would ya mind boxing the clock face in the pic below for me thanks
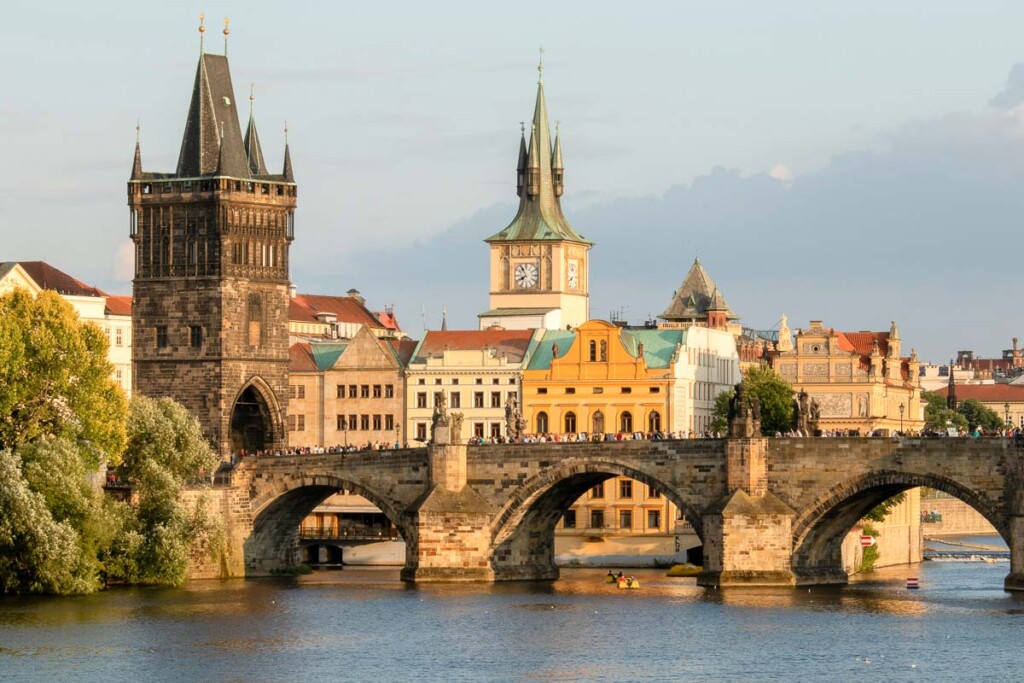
[514,262,539,289]
[567,261,579,290]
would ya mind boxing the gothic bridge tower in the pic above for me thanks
[128,19,297,457]
[480,54,593,331]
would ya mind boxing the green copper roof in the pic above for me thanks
[310,342,349,371]
[485,80,591,246]
[621,329,684,369]
[526,330,578,370]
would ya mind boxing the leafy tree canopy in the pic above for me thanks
[743,365,796,436]
[0,289,127,463]
[957,398,1004,433]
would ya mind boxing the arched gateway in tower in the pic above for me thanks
[128,24,297,458]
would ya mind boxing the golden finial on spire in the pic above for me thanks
[284,120,289,145]
[538,45,545,84]
[223,17,230,55]
[136,120,141,144]
[198,13,206,51]
[249,82,255,112]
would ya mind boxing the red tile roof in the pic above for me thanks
[104,295,132,317]
[289,293,385,329]
[932,384,1024,402]
[384,337,419,366]
[375,310,402,332]
[836,331,890,357]
[289,342,318,372]
[413,330,536,364]
[16,261,105,297]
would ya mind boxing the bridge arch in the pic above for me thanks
[792,469,1008,582]
[246,474,408,574]
[488,456,702,579]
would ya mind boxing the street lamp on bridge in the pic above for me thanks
[1006,403,1011,430]
[899,402,905,435]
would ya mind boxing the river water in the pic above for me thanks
[2,551,1023,682]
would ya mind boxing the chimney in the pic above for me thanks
[288,283,297,299]
[347,288,365,306]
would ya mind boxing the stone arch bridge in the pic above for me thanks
[196,438,1024,590]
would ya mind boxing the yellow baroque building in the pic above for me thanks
[521,320,675,437]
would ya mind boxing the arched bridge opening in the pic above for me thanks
[246,477,409,576]
[791,471,1008,587]
[488,458,704,581]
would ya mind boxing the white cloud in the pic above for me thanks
[113,240,134,282]
[768,164,794,187]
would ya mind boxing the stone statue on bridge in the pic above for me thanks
[505,393,524,441]
[431,392,464,445]
[792,390,818,435]
[728,383,762,438]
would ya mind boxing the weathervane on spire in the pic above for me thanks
[136,120,141,144]
[284,120,289,145]
[222,18,230,55]
[249,82,255,113]
[520,121,525,135]
[538,46,545,84]
[198,13,205,52]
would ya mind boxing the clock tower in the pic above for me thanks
[479,58,592,331]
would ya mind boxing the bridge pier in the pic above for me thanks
[400,442,496,582]
[697,437,799,588]
[1004,516,1024,592]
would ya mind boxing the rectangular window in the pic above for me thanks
[349,414,357,430]
[384,414,394,431]
[336,415,347,430]
[648,485,661,499]
[156,325,168,349]
[115,328,123,347]
[492,378,500,385]
[647,510,661,530]
[650,387,661,393]
[337,385,346,398]
[450,392,461,408]
[509,378,516,385]
[563,510,577,529]
[297,385,305,399]
[434,392,443,407]
[373,385,382,398]
[619,480,633,499]
[360,385,370,398]
[418,378,426,385]
[621,387,632,394]
[360,415,370,430]
[475,378,483,385]
[116,369,122,380]
[417,392,428,408]
[619,510,632,530]
[435,378,443,385]
[451,378,459,385]
[190,325,202,348]
[372,414,382,430]
[296,415,305,431]
[287,415,296,431]
[565,387,576,394]
[474,422,485,438]
[591,483,604,499]
[473,392,484,408]
[590,510,605,529]
[416,423,427,441]
[593,387,604,394]
[490,392,501,408]
[349,384,357,397]
[385,384,395,398]
[490,423,501,438]
[537,387,548,395]
[289,385,297,399]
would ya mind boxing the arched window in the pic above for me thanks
[620,411,633,433]
[592,410,605,434]
[536,411,549,434]
[648,411,661,433]
[564,411,577,434]
[248,294,263,347]
[600,340,608,362]
[589,340,597,362]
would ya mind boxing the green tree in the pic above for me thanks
[105,396,222,586]
[745,365,796,436]
[922,391,967,433]
[958,398,1004,433]
[0,449,97,595]
[710,367,795,436]
[0,289,127,462]
[711,391,731,434]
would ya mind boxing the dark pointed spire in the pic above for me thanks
[947,360,958,410]
[243,84,269,176]
[282,122,294,183]
[176,48,251,178]
[441,307,448,331]
[552,121,564,197]
[516,122,528,198]
[131,122,143,180]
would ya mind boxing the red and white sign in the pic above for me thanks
[860,535,876,547]
[906,577,920,590]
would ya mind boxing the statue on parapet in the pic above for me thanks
[505,393,524,441]
[728,383,761,438]
[431,391,463,444]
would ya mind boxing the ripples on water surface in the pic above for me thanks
[2,561,1023,682]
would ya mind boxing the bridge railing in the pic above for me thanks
[298,527,402,542]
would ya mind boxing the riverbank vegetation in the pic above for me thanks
[0,290,221,595]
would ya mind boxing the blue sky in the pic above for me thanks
[3,1,1023,361]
